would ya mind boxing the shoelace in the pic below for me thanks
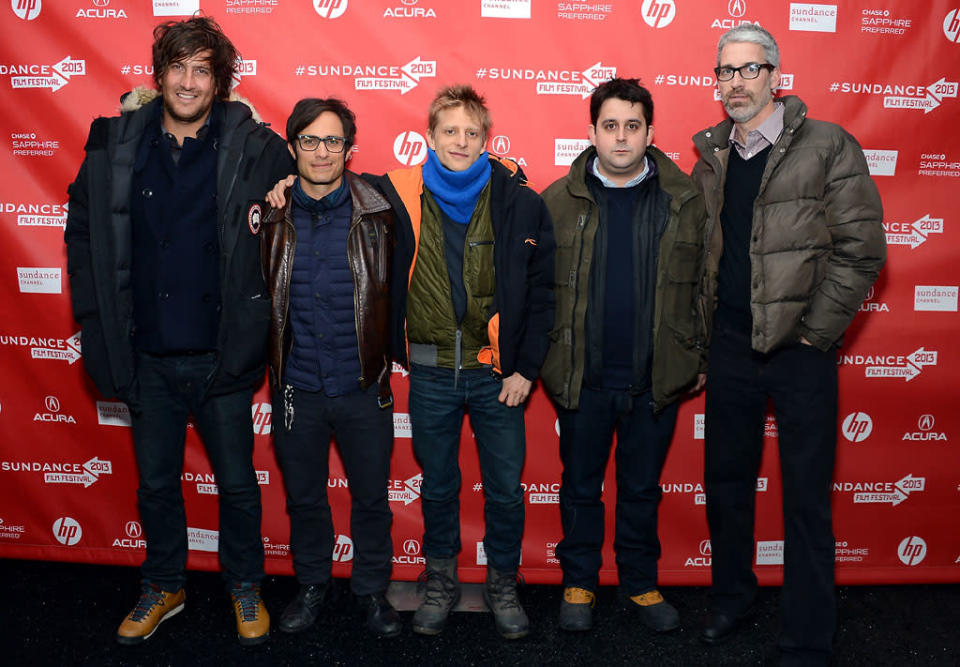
[487,573,521,611]
[130,586,165,621]
[232,586,261,621]
[417,569,457,608]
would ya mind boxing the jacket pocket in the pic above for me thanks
[221,296,271,376]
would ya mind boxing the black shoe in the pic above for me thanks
[621,590,680,633]
[279,583,337,634]
[413,557,460,636]
[357,593,401,637]
[484,567,529,640]
[701,611,742,645]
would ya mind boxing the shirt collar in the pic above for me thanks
[590,155,650,188]
[730,102,784,149]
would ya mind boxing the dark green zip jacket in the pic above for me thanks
[540,146,707,411]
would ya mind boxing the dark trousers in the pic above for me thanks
[408,364,525,572]
[272,383,394,595]
[556,387,677,594]
[129,352,264,590]
[705,322,838,661]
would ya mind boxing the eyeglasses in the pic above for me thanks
[296,134,347,152]
[714,62,775,82]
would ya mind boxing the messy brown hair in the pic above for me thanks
[427,85,492,140]
[152,15,238,99]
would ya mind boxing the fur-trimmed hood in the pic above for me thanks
[119,85,262,123]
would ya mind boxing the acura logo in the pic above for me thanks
[403,539,421,555]
[728,0,746,18]
[44,396,60,412]
[491,135,511,155]
[699,540,712,556]
[125,521,142,538]
[918,414,935,431]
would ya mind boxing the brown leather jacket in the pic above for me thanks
[260,172,395,406]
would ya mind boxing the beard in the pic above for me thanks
[162,89,214,126]
[722,85,774,124]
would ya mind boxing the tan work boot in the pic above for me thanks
[116,582,185,645]
[230,582,270,646]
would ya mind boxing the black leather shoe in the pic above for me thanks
[279,583,337,634]
[700,611,742,645]
[358,593,402,637]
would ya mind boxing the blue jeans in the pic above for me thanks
[129,352,264,590]
[556,387,677,594]
[408,364,525,572]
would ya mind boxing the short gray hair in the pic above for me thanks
[717,25,780,67]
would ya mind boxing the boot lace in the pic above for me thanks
[232,584,262,622]
[130,584,166,622]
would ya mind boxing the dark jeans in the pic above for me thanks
[272,383,394,595]
[705,322,838,661]
[408,364,525,572]
[129,352,264,590]
[556,387,677,595]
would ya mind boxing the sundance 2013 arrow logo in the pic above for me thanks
[865,348,938,382]
[43,456,113,488]
[884,214,943,249]
[850,474,925,506]
[884,77,957,114]
[5,56,86,92]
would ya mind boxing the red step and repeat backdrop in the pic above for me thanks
[1,0,958,585]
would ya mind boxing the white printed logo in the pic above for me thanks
[125,521,142,538]
[333,534,354,562]
[902,414,948,442]
[481,0,530,19]
[384,0,436,18]
[231,59,257,90]
[863,149,898,176]
[76,0,128,19]
[6,200,68,227]
[897,536,927,565]
[393,412,412,438]
[944,9,960,43]
[187,527,218,552]
[391,361,409,377]
[17,267,61,294]
[914,285,958,311]
[5,55,86,92]
[756,540,784,565]
[789,3,837,32]
[491,135,511,156]
[11,0,41,21]
[389,473,422,505]
[393,131,427,166]
[251,402,272,435]
[884,214,942,249]
[152,0,198,16]
[554,138,592,167]
[96,401,131,427]
[841,412,873,443]
[641,0,676,28]
[845,474,926,506]
[865,348,937,381]
[314,0,347,19]
[52,517,82,545]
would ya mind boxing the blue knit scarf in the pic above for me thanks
[421,149,491,224]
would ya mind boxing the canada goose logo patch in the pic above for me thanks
[248,203,262,235]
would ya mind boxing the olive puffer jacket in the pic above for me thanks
[540,146,707,411]
[691,95,886,353]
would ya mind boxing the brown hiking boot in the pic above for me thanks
[116,583,185,645]
[230,582,270,646]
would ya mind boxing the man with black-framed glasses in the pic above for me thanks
[260,97,400,637]
[692,25,885,664]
